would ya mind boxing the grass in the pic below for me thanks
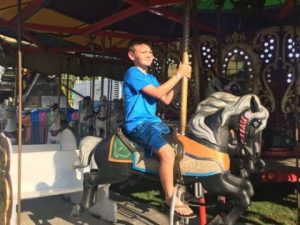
[111,178,298,225]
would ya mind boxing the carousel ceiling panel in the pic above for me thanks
[24,8,87,30]
[0,0,299,78]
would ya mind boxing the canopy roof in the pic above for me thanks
[0,0,299,79]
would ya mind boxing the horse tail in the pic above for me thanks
[73,136,102,169]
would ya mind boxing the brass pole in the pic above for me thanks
[180,0,191,135]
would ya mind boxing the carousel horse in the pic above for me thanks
[72,92,269,225]
[93,102,107,138]
[79,96,94,138]
[110,99,124,134]
[3,105,17,145]
[93,97,123,139]
[47,103,77,150]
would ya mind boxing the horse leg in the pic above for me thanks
[201,174,251,225]
[223,173,254,197]
[72,144,132,217]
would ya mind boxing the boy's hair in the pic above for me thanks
[127,39,151,52]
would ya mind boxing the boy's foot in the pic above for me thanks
[163,199,196,218]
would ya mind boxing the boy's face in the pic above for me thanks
[128,44,154,69]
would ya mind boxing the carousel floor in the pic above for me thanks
[19,191,192,225]
[19,191,254,225]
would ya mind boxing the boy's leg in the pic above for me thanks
[155,144,194,216]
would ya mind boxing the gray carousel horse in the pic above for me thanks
[72,92,269,225]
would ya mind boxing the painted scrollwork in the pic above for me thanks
[198,35,218,80]
[252,27,280,112]
[281,26,300,114]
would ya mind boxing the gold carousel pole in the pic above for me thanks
[180,0,191,135]
[17,0,23,224]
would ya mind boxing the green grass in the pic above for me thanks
[239,183,297,225]
[111,179,298,225]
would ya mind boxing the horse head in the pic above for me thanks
[49,103,60,126]
[188,92,269,178]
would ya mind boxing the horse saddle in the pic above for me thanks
[108,128,230,177]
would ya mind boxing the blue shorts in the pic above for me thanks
[128,122,171,157]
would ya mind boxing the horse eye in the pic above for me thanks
[252,119,261,128]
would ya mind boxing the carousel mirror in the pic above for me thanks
[222,48,254,94]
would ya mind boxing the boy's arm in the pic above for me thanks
[142,62,191,104]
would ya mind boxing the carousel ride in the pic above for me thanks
[0,0,299,225]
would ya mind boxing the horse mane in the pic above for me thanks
[188,92,269,145]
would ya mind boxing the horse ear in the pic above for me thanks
[250,96,259,113]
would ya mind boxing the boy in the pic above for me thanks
[123,39,195,217]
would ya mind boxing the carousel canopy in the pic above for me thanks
[0,0,299,79]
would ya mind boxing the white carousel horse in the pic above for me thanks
[79,97,94,138]
[3,105,17,145]
[93,98,124,139]
[47,104,77,150]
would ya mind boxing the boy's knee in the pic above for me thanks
[159,146,176,162]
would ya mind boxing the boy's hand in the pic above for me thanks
[176,62,192,79]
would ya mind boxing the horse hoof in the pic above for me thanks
[70,204,84,218]
[207,215,225,225]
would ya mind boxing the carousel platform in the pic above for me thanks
[20,191,201,225]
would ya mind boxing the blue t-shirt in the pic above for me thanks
[123,66,161,133]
